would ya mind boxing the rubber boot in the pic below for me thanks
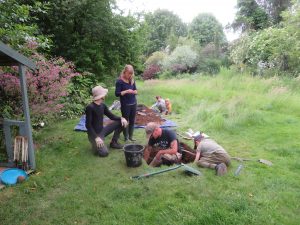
[129,124,136,141]
[123,126,129,141]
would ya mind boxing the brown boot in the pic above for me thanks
[215,163,227,176]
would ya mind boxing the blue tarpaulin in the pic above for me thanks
[74,115,176,132]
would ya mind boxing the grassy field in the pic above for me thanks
[1,69,300,225]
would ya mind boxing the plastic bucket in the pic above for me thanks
[123,144,144,167]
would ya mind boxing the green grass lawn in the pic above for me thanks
[1,69,300,225]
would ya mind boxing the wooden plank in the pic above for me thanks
[0,41,36,69]
[19,65,36,170]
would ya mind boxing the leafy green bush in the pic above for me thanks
[0,0,51,54]
[162,45,198,74]
[230,1,300,76]
[197,58,221,75]
[145,51,167,66]
[158,71,173,79]
[60,72,97,118]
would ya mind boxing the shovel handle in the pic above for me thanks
[131,164,183,180]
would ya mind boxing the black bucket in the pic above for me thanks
[123,144,144,167]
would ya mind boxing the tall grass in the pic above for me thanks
[1,68,299,225]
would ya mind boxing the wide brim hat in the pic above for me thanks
[193,134,204,142]
[92,85,108,101]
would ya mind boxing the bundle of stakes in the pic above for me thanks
[13,136,28,170]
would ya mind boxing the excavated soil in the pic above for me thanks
[134,105,196,164]
[180,142,196,163]
[144,142,196,165]
[135,104,165,126]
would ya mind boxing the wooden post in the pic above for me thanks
[3,122,14,163]
[18,64,36,170]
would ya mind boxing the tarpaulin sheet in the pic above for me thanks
[74,115,176,132]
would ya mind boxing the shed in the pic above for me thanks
[0,41,36,170]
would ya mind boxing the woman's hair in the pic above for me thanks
[120,64,134,85]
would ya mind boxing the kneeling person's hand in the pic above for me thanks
[95,137,104,148]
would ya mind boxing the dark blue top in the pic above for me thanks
[115,79,137,105]
[148,129,181,153]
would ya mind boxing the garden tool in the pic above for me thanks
[131,163,202,180]
[234,164,244,176]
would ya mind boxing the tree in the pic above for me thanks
[189,13,226,47]
[34,0,146,81]
[257,0,292,24]
[144,9,188,55]
[0,0,51,54]
[231,0,270,32]
[162,45,198,74]
[229,1,300,76]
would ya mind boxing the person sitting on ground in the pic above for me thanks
[85,85,128,157]
[144,122,181,167]
[165,98,172,115]
[151,96,166,114]
[193,134,231,176]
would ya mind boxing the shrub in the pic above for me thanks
[0,0,51,55]
[170,64,187,74]
[162,45,198,74]
[229,2,300,76]
[158,71,173,80]
[145,51,167,67]
[61,72,97,118]
[197,58,221,75]
[142,64,161,80]
[0,53,80,123]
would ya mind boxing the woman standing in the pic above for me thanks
[115,65,138,141]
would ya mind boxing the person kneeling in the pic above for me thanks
[144,122,181,167]
[151,96,167,114]
[193,134,231,176]
[165,98,172,115]
[85,85,128,157]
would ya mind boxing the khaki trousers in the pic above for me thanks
[196,152,231,169]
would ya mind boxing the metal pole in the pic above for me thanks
[19,64,36,170]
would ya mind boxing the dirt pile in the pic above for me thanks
[143,142,196,165]
[135,104,165,126]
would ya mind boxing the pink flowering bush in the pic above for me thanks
[0,52,80,122]
[142,64,161,80]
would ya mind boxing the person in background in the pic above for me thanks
[165,98,172,115]
[144,122,181,167]
[85,85,128,157]
[151,96,166,114]
[115,64,138,141]
[193,134,231,176]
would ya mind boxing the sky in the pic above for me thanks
[116,0,239,41]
